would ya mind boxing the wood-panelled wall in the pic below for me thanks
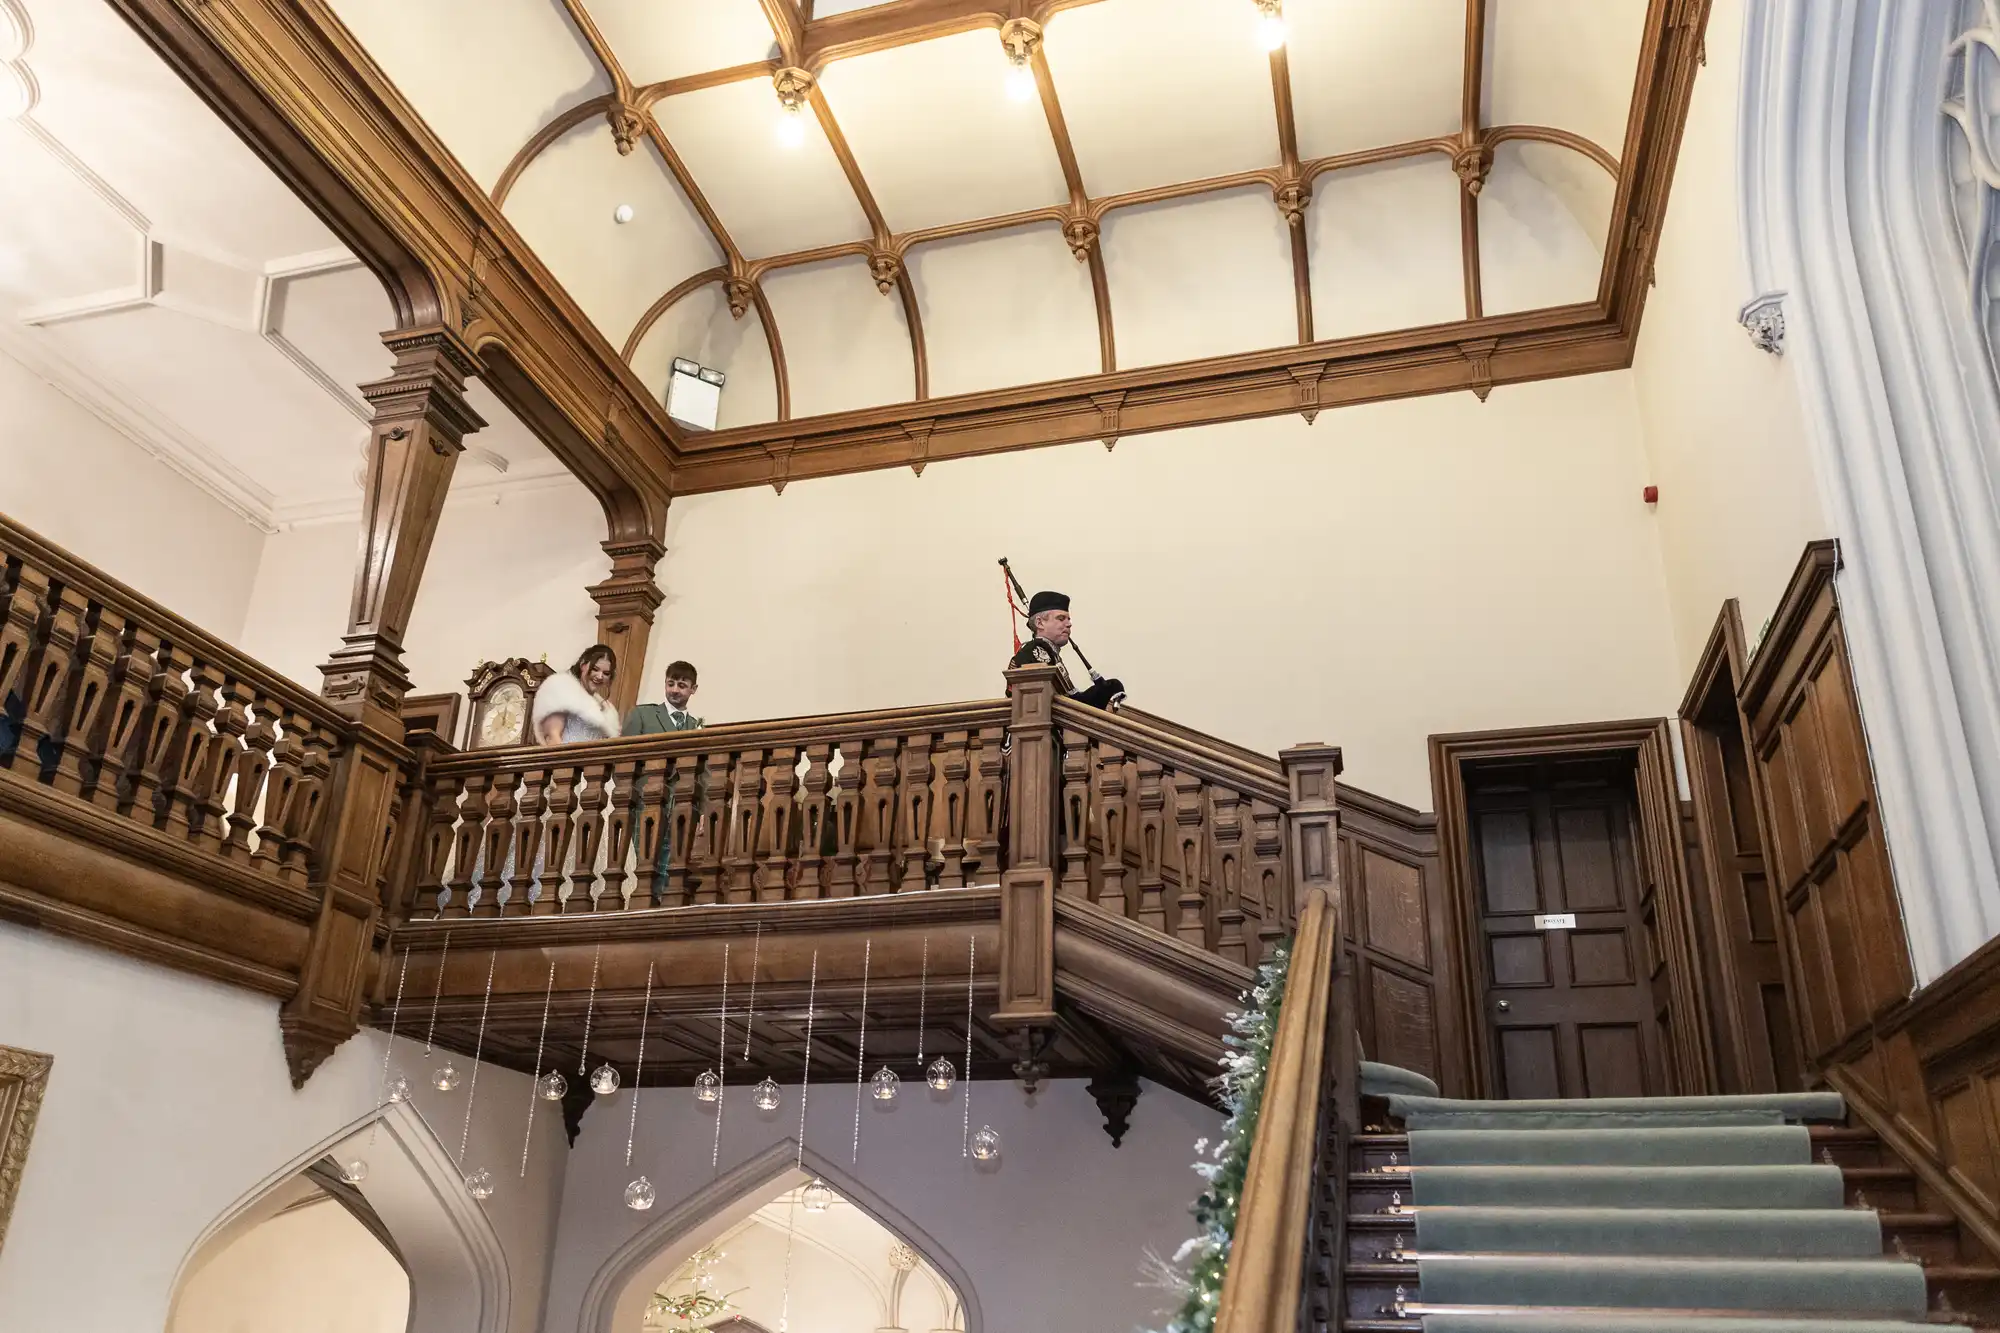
[1738,542,2000,1260]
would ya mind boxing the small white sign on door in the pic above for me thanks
[1533,912,1577,931]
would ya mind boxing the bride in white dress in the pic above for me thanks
[484,645,622,905]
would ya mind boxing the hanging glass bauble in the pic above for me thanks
[464,1167,495,1200]
[970,1125,1001,1161]
[385,1071,412,1104]
[693,1069,721,1103]
[433,1061,461,1092]
[926,1056,956,1091]
[801,1177,835,1212]
[624,1175,656,1211]
[591,1062,622,1095]
[536,1070,569,1102]
[870,1066,900,1102]
[340,1158,369,1184]
[752,1076,781,1111]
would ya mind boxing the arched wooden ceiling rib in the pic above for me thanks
[540,0,795,424]
[1268,44,1310,345]
[1460,0,1488,320]
[620,266,727,359]
[1027,39,1115,374]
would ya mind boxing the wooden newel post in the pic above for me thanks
[588,531,665,719]
[287,326,485,1089]
[1280,742,1355,1129]
[996,666,1061,1087]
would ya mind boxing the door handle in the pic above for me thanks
[1495,999,1511,1012]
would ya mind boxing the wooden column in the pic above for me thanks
[996,666,1060,1083]
[288,325,484,1088]
[1281,743,1354,1129]
[588,531,665,718]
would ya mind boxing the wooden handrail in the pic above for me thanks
[1213,884,1341,1333]
[1055,698,1289,804]
[0,513,347,733]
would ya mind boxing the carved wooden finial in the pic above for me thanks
[1086,1072,1142,1147]
[1453,142,1493,195]
[773,66,815,113]
[869,251,901,294]
[1063,214,1099,262]
[1275,179,1308,227]
[724,276,754,320]
[606,102,645,155]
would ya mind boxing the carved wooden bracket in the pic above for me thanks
[1459,338,1499,402]
[724,276,753,320]
[1092,390,1125,450]
[606,101,645,155]
[904,418,934,476]
[1275,178,1308,227]
[766,441,795,494]
[773,66,814,113]
[1453,142,1493,195]
[1062,214,1100,262]
[1289,363,1326,424]
[560,1077,595,1147]
[868,250,902,294]
[1010,1026,1055,1095]
[1086,1070,1142,1147]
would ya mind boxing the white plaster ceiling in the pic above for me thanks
[646,1184,960,1333]
[0,0,571,534]
[340,0,1651,430]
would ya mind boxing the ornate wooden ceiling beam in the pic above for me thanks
[1025,30,1115,374]
[1457,0,1489,321]
[1268,46,1311,345]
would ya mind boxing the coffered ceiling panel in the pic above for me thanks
[653,79,873,259]
[1309,157,1465,342]
[582,0,778,88]
[325,0,610,189]
[818,31,1070,235]
[1487,0,1648,163]
[628,283,781,431]
[1103,188,1293,369]
[0,130,135,306]
[1043,0,1280,198]
[504,120,725,347]
[1514,140,1617,254]
[908,224,1099,399]
[1288,0,1465,159]
[1478,144,1606,316]
[761,257,915,417]
[270,266,397,395]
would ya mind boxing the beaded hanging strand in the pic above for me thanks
[577,943,602,1076]
[626,963,656,1168]
[916,933,929,1069]
[520,959,556,1178]
[741,920,761,1062]
[852,938,871,1163]
[423,930,451,1057]
[368,942,412,1144]
[710,941,731,1174]
[460,949,497,1165]
[962,933,975,1159]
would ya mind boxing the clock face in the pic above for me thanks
[479,681,527,747]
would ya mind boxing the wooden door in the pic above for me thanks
[1467,758,1668,1099]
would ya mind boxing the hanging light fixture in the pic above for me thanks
[999,19,1042,103]
[773,67,813,148]
[802,1178,835,1213]
[1254,0,1286,51]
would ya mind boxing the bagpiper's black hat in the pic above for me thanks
[1027,590,1069,618]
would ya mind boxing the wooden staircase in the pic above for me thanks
[1336,1123,2000,1330]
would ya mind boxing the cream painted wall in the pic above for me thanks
[0,348,267,641]
[171,1195,410,1333]
[0,925,567,1333]
[240,478,610,704]
[1629,0,1827,675]
[541,1076,1223,1333]
[649,374,1681,808]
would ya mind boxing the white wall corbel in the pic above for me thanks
[1738,291,1787,353]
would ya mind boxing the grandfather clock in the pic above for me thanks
[465,657,555,748]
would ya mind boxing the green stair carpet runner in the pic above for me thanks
[1355,1066,1932,1333]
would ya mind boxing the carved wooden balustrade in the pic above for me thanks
[404,701,1012,919]
[0,516,347,896]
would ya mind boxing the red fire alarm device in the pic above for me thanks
[1643,485,1659,505]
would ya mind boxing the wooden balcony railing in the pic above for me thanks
[0,516,349,892]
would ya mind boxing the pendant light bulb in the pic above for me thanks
[1255,3,1286,51]
[1005,59,1037,102]
[776,104,807,149]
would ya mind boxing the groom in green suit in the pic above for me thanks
[625,661,703,894]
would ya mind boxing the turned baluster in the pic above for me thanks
[252,721,302,877]
[191,662,242,851]
[689,751,731,905]
[567,764,609,910]
[536,765,577,913]
[793,742,832,899]
[128,640,191,827]
[162,659,221,842]
[8,581,85,777]
[931,730,970,889]
[444,773,488,917]
[1094,741,1131,918]
[662,755,697,908]
[756,743,799,902]
[0,562,50,767]
[474,772,517,916]
[897,733,934,893]
[828,740,864,896]
[1247,797,1285,965]
[598,756,641,910]
[630,760,669,907]
[1169,771,1209,948]
[50,600,121,797]
[1058,728,1091,901]
[217,682,268,856]
[283,723,338,884]
[90,621,159,814]
[1210,785,1248,964]
[1134,758,1168,932]
[965,725,1004,882]
[506,766,549,915]
[858,736,900,895]
[411,775,461,918]
[722,748,763,904]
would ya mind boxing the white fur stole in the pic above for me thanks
[530,668,622,739]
